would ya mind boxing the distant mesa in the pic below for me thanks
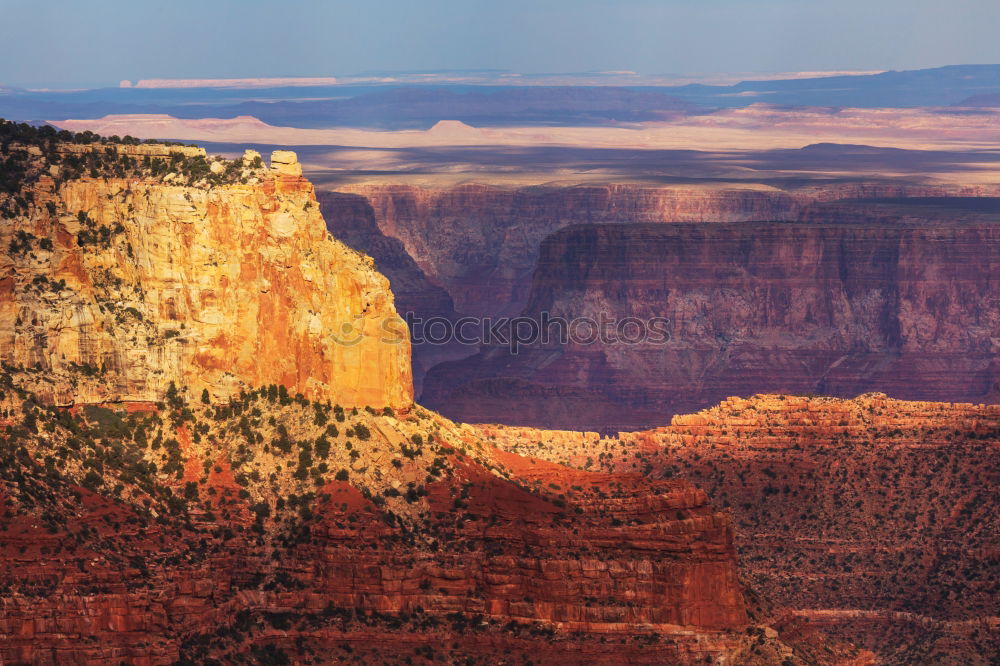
[50,114,275,141]
[123,76,339,89]
[426,119,488,140]
[47,114,499,150]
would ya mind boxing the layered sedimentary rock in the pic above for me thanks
[423,220,1000,430]
[0,147,412,408]
[335,182,1000,318]
[0,381,763,664]
[338,182,803,316]
[57,142,207,159]
[480,394,1000,664]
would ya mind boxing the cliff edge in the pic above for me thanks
[0,126,411,408]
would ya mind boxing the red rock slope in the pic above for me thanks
[0,383,768,664]
[479,393,1000,663]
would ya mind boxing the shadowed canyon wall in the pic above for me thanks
[331,183,1000,429]
[421,218,1000,429]
[335,182,1000,319]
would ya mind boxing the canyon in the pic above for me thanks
[0,122,994,665]
[0,124,811,664]
[320,178,999,662]
[321,183,1000,429]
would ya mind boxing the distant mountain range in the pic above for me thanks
[672,63,1000,108]
[3,64,1000,129]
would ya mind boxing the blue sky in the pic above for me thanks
[4,0,1000,87]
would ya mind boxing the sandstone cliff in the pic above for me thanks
[0,138,412,408]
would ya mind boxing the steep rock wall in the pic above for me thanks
[335,182,1000,318]
[318,191,474,393]
[0,163,412,408]
[423,221,1000,429]
[338,182,802,316]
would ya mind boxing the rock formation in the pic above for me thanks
[268,149,302,177]
[423,220,1000,430]
[479,393,1000,664]
[0,140,412,408]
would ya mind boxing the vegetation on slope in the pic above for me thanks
[0,373,779,664]
[486,394,1000,665]
[0,117,266,219]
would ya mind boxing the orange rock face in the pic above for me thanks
[318,191,470,394]
[0,154,412,408]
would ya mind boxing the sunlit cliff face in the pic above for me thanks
[0,146,412,408]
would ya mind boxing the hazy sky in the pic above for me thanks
[4,0,1000,87]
